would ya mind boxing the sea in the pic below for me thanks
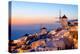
[10,22,62,40]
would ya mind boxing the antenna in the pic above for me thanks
[59,9,61,19]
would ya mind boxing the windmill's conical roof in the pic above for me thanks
[62,15,67,19]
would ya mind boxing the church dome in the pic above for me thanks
[40,27,47,30]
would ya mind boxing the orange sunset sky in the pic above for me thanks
[11,1,78,25]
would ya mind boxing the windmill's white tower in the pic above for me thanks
[59,10,68,29]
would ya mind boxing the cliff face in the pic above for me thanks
[9,19,78,53]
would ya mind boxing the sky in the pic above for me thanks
[11,1,78,25]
